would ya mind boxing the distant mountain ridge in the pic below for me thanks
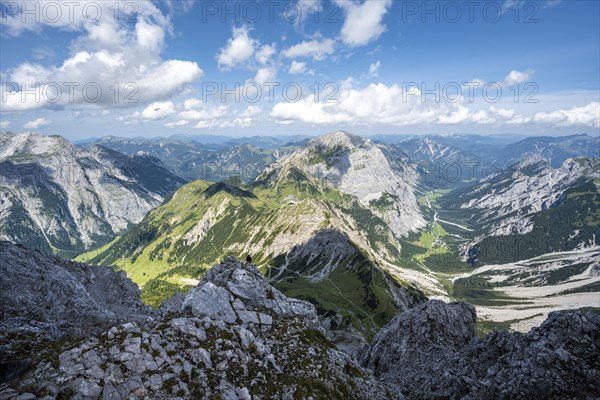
[87,135,306,182]
[420,133,599,168]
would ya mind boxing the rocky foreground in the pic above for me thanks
[1,241,599,399]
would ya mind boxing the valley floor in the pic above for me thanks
[452,246,600,331]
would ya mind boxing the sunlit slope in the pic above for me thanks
[87,168,426,335]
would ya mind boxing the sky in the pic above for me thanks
[0,0,599,140]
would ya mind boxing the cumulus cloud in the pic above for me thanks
[217,26,258,69]
[131,101,176,120]
[179,105,229,121]
[532,102,600,127]
[240,105,262,118]
[271,83,451,126]
[162,100,262,129]
[270,83,600,129]
[368,61,381,77]
[256,44,277,65]
[337,0,392,47]
[23,118,51,129]
[1,1,202,112]
[281,38,335,61]
[254,68,277,86]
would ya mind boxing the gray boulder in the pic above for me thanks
[182,256,318,324]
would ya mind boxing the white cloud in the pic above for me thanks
[256,44,276,65]
[120,101,177,123]
[281,39,335,61]
[1,1,202,111]
[165,102,261,129]
[165,119,191,128]
[254,68,276,85]
[337,0,392,47]
[179,106,229,121]
[0,120,11,129]
[289,61,307,75]
[438,106,470,124]
[241,106,262,118]
[272,100,352,125]
[467,107,517,125]
[139,101,176,120]
[270,82,600,129]
[368,61,381,77]
[217,26,257,69]
[271,83,451,126]
[23,118,51,129]
[533,102,600,127]
[502,69,535,86]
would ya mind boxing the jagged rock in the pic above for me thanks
[182,256,318,324]
[182,282,238,323]
[363,300,476,388]
[0,241,152,342]
[363,300,600,399]
[158,292,186,316]
[1,255,396,399]
[4,246,596,400]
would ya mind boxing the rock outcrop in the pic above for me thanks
[363,300,600,399]
[182,257,318,325]
[0,241,151,342]
[1,250,398,399]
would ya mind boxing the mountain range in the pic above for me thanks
[80,132,430,345]
[1,129,598,340]
[0,132,186,257]
[84,135,307,182]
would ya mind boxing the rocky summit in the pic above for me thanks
[1,242,599,399]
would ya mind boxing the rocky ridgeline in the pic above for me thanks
[0,246,397,399]
[362,300,600,399]
[1,242,598,399]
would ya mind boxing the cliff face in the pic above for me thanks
[0,132,186,256]
[0,241,151,342]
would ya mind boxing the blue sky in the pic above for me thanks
[1,0,599,139]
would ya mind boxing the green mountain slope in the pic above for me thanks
[83,168,426,340]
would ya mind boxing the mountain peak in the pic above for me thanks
[310,131,370,149]
[203,182,257,199]
[513,152,551,171]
